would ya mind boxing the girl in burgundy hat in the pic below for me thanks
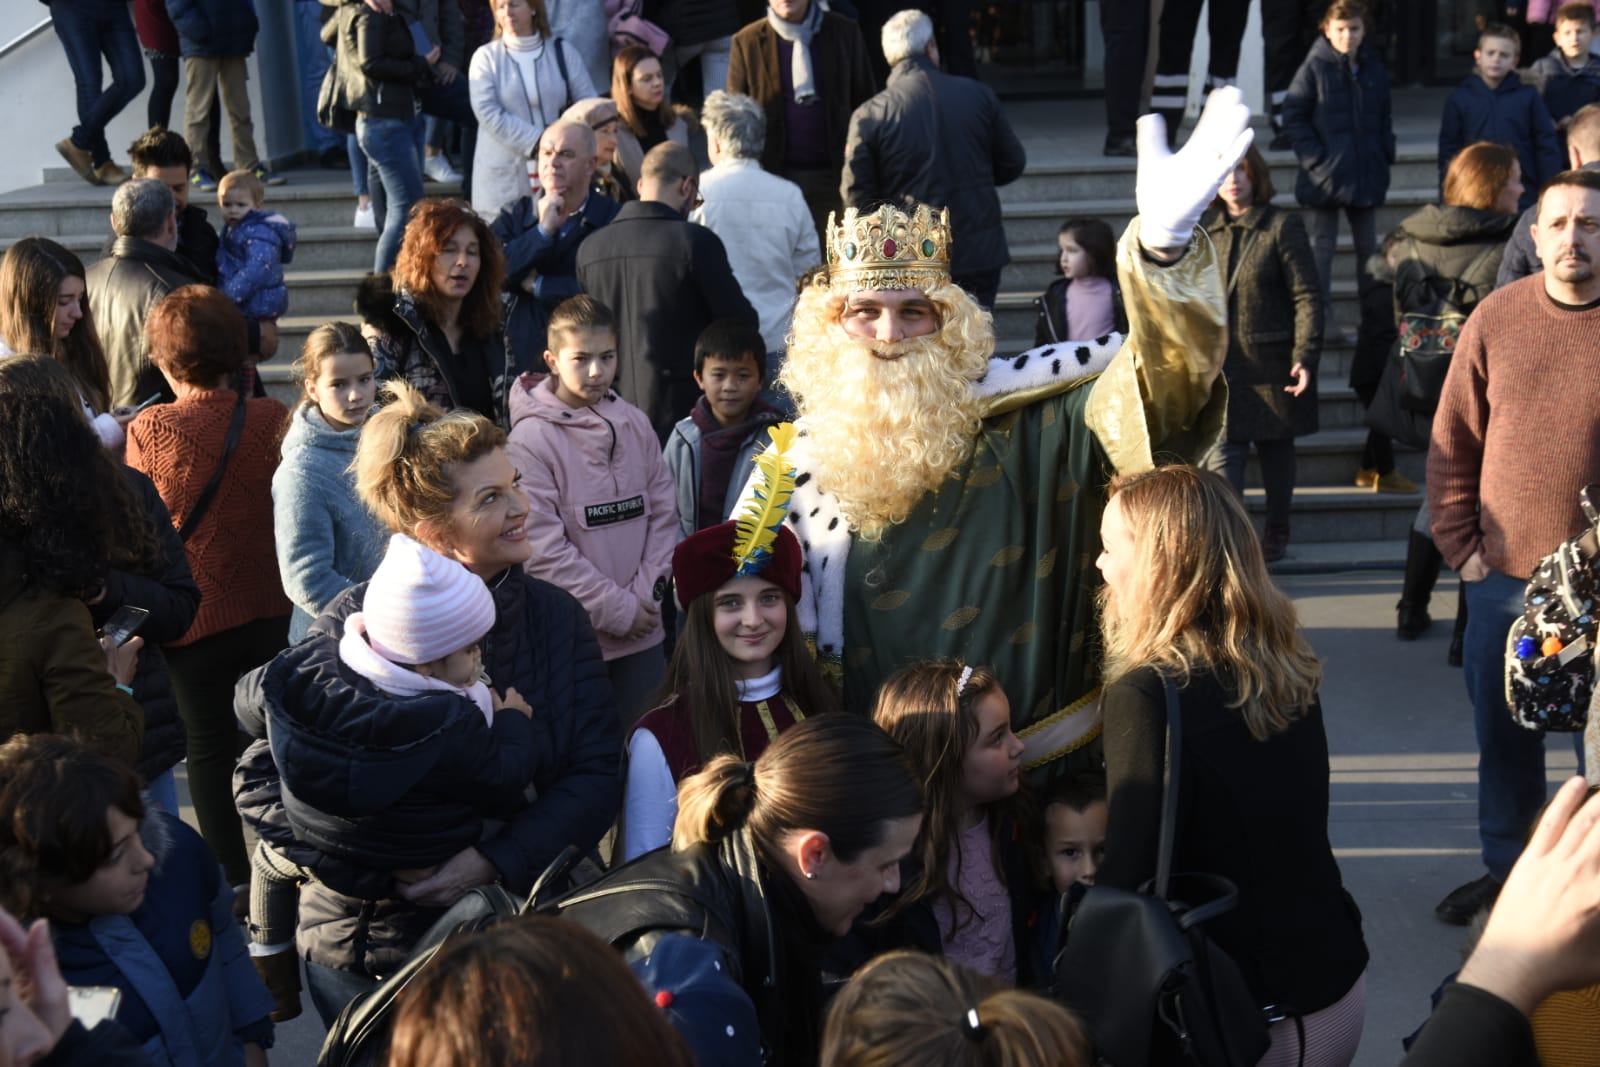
[623,427,837,860]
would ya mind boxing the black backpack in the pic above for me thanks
[1053,679,1271,1067]
[1392,238,1502,416]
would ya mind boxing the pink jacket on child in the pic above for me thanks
[1528,0,1600,21]
[505,373,676,661]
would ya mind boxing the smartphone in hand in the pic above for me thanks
[100,605,150,647]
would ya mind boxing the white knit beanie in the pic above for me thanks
[362,533,497,664]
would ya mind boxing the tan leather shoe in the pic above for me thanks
[55,138,100,185]
[94,161,129,184]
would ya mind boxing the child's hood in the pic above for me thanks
[508,370,622,435]
[1464,68,1527,96]
[238,208,298,262]
[281,402,363,461]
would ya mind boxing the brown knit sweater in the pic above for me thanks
[1427,275,1600,578]
[126,389,291,646]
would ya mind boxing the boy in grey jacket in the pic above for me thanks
[662,320,787,541]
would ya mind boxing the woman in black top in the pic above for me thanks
[1095,465,1368,1066]
[374,199,513,426]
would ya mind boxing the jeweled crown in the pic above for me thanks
[825,204,952,293]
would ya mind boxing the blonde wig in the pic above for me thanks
[1097,466,1322,740]
[780,280,991,541]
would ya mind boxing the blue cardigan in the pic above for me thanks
[272,404,387,642]
[51,813,274,1067]
[1438,72,1564,212]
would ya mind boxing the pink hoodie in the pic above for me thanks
[506,373,677,661]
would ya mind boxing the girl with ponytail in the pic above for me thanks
[553,714,924,1067]
[821,950,1091,1067]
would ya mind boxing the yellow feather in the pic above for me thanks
[732,423,798,575]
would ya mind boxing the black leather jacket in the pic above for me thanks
[549,828,826,1065]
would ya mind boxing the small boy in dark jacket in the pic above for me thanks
[1439,23,1565,211]
[1532,3,1600,144]
[1281,0,1396,332]
[242,532,535,1020]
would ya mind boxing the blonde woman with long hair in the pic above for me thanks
[1094,465,1368,1067]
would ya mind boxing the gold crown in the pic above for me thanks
[825,204,952,293]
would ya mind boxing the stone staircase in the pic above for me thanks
[0,138,1441,567]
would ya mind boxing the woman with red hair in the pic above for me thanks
[372,198,511,425]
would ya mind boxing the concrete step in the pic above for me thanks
[0,174,458,240]
[999,144,1441,206]
[1244,483,1422,542]
[1237,427,1425,487]
[1002,231,1375,296]
[997,188,1435,248]
[1266,538,1407,573]
[993,277,1364,337]
[0,225,381,273]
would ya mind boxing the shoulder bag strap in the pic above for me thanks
[178,394,247,544]
[1154,675,1183,899]
[552,36,570,101]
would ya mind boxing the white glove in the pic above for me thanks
[1135,86,1255,251]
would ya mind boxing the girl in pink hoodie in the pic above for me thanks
[505,296,677,729]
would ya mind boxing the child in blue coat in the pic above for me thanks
[217,169,295,393]
[0,734,274,1067]
[1439,23,1564,211]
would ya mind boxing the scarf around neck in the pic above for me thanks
[767,1,826,104]
[339,611,496,725]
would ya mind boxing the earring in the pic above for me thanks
[804,870,817,880]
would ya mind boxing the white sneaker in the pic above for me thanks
[353,203,375,230]
[423,154,462,184]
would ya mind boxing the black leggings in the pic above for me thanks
[164,614,288,886]
[1219,438,1298,529]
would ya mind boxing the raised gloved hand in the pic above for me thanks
[1135,86,1255,251]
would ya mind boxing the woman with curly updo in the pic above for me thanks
[372,199,511,425]
[0,355,150,768]
[126,286,291,891]
[0,236,128,448]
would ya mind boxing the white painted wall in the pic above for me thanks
[0,5,301,195]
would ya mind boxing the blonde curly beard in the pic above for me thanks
[780,281,993,541]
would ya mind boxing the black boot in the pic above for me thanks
[1448,581,1468,666]
[1397,530,1442,640]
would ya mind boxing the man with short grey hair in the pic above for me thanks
[692,90,821,358]
[840,8,1025,309]
[88,178,207,406]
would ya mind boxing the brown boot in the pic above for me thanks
[55,138,100,185]
[251,949,303,1022]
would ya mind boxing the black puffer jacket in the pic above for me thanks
[548,827,825,1067]
[1282,36,1395,209]
[243,630,536,872]
[840,55,1026,277]
[372,284,513,428]
[235,566,620,974]
[90,468,199,783]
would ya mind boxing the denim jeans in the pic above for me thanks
[49,0,146,165]
[294,0,341,153]
[667,36,733,99]
[358,115,425,273]
[347,133,369,198]
[1463,571,1584,879]
[305,961,379,1028]
[1308,205,1378,332]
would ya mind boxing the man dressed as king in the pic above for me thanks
[748,89,1254,771]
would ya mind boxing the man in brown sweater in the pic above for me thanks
[1427,168,1600,926]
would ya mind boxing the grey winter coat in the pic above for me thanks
[1202,203,1324,441]
[840,55,1026,277]
[547,0,611,90]
[271,406,387,643]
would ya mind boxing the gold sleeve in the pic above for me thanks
[1085,218,1229,475]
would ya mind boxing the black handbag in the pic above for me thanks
[1363,344,1430,453]
[316,848,582,1067]
[1053,679,1270,1067]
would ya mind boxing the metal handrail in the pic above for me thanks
[0,18,52,64]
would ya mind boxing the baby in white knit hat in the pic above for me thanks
[339,532,531,724]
